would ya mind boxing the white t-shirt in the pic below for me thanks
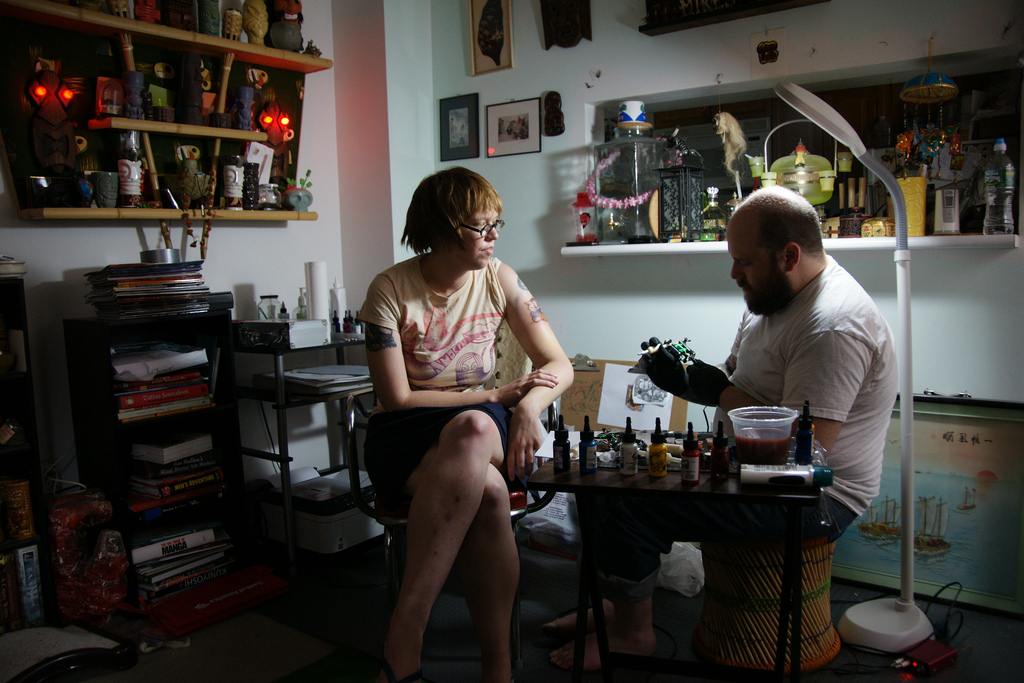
[718,256,898,515]
[359,255,506,394]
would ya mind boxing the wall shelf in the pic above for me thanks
[16,207,316,221]
[87,118,269,143]
[560,233,1019,257]
[0,0,333,74]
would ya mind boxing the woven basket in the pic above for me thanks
[692,536,841,674]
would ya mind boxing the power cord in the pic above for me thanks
[923,580,965,642]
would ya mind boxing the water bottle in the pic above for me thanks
[982,138,1016,235]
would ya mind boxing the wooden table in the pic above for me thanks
[527,464,822,682]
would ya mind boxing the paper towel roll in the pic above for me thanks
[304,261,330,323]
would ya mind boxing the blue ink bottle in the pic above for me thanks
[579,415,597,474]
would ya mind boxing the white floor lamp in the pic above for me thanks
[774,82,935,653]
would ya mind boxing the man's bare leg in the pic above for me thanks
[549,598,657,672]
[539,600,615,639]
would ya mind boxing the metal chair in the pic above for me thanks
[342,323,555,667]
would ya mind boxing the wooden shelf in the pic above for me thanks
[17,208,318,222]
[88,117,268,142]
[0,0,333,74]
[560,233,1019,257]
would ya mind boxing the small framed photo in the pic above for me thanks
[439,94,479,161]
[470,0,513,75]
[486,98,541,158]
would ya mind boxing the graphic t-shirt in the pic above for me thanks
[359,255,506,393]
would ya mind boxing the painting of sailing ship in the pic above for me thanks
[857,495,901,544]
[832,396,1024,614]
[915,495,951,556]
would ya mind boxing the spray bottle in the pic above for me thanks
[680,421,701,484]
[553,414,571,473]
[620,417,638,475]
[579,415,597,474]
[795,400,814,465]
[710,420,730,480]
[296,287,308,320]
[648,417,668,478]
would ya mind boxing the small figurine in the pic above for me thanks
[223,8,243,41]
[178,52,205,126]
[90,171,118,208]
[543,91,564,136]
[257,100,294,184]
[222,155,244,209]
[108,0,130,19]
[122,71,145,120]
[243,0,269,45]
[164,0,197,32]
[133,0,160,24]
[27,64,77,175]
[232,86,255,130]
[198,0,220,36]
[266,0,303,51]
[118,157,142,207]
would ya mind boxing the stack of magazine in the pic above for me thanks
[84,261,209,319]
[130,521,235,606]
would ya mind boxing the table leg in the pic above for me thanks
[775,504,804,682]
[573,493,614,683]
[273,352,298,574]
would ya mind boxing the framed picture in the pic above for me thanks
[439,94,480,161]
[486,98,541,158]
[470,0,513,75]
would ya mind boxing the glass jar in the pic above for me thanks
[593,108,667,243]
[700,187,728,242]
[569,192,596,244]
[258,295,280,320]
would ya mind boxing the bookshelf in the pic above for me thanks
[0,277,56,629]
[63,310,250,604]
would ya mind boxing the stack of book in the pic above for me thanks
[130,522,235,606]
[115,369,212,422]
[84,261,209,319]
[125,433,229,523]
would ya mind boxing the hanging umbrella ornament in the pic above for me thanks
[900,37,959,131]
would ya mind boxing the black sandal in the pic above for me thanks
[381,656,422,683]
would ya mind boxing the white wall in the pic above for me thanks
[379,0,1024,430]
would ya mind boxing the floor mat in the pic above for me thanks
[272,642,380,683]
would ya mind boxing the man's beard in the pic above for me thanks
[744,261,794,316]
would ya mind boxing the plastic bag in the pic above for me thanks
[519,492,581,560]
[656,542,705,596]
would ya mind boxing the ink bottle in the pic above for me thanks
[579,415,597,474]
[680,422,701,484]
[710,420,730,480]
[553,414,571,473]
[795,400,814,465]
[648,417,668,478]
[620,417,638,475]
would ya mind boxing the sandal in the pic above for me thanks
[381,656,422,683]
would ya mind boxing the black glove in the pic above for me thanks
[637,337,690,397]
[686,359,734,406]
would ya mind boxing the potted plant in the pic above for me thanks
[282,169,313,211]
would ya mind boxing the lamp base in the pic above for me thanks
[837,597,934,653]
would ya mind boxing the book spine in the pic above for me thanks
[131,453,218,479]
[2,552,23,631]
[139,563,234,605]
[114,370,204,392]
[118,397,212,422]
[131,527,218,564]
[15,545,44,627]
[0,553,12,633]
[132,494,212,524]
[117,382,209,409]
[125,481,230,513]
[130,467,225,499]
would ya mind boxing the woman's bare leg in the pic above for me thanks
[377,411,505,683]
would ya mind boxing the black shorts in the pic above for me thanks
[363,402,512,509]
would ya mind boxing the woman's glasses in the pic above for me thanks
[459,219,505,238]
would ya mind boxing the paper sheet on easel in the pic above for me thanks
[597,363,673,431]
